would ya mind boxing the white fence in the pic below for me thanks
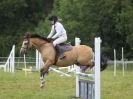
[0,45,15,73]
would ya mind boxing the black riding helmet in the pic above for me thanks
[48,16,58,23]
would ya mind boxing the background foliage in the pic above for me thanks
[1,0,133,59]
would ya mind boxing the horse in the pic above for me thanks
[20,33,107,88]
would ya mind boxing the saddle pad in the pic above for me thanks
[58,43,73,52]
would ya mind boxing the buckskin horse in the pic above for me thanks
[20,33,107,88]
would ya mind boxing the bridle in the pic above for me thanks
[21,37,30,51]
[20,35,52,54]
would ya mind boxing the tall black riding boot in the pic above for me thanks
[55,45,65,59]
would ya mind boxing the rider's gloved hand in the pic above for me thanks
[47,38,53,42]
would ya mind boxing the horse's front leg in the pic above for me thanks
[40,60,53,88]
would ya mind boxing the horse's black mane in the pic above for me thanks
[25,33,51,42]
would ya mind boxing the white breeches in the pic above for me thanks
[53,36,67,46]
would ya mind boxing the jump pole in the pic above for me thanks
[24,54,27,76]
[122,47,125,76]
[94,37,101,99]
[75,37,81,97]
[114,49,116,76]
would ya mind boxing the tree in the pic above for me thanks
[0,0,54,56]
[36,0,133,59]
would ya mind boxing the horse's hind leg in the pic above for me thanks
[80,59,94,72]
[80,64,94,72]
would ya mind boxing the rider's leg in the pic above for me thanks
[53,36,67,46]
[53,36,67,59]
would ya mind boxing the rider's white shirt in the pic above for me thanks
[47,22,67,39]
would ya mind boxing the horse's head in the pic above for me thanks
[20,32,53,55]
[20,33,33,55]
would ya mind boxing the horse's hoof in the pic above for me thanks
[40,85,44,88]
[40,82,45,88]
[40,86,43,88]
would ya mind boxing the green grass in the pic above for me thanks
[0,69,133,99]
[101,70,133,99]
[0,71,75,99]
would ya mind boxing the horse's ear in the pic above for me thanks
[24,32,31,38]
[26,32,31,35]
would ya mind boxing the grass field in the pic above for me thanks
[101,70,133,99]
[0,68,133,99]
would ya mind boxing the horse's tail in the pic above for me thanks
[92,48,108,71]
[100,55,108,71]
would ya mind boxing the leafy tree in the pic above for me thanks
[0,0,54,56]
[36,0,133,59]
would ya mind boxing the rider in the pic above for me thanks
[47,15,67,59]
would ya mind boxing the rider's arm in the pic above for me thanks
[52,23,63,39]
[47,25,55,38]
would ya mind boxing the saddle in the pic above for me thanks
[54,43,73,64]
